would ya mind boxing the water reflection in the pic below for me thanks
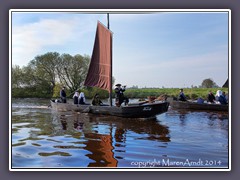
[167,109,228,126]
[84,133,117,167]
[207,113,229,121]
[206,113,229,131]
[179,113,187,126]
[114,128,126,144]
[60,117,67,130]
[60,113,84,131]
[55,113,117,167]
[12,99,229,168]
[50,112,170,167]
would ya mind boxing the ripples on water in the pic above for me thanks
[11,99,229,169]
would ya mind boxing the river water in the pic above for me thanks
[11,98,229,170]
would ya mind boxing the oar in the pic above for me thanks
[138,100,149,105]
[128,100,149,106]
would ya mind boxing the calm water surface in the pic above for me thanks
[11,98,229,169]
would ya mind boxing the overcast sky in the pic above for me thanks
[11,10,229,88]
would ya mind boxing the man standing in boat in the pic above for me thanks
[114,84,129,107]
[60,86,67,103]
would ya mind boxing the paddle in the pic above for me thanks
[128,100,149,106]
[138,100,149,105]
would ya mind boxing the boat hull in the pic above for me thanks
[50,100,169,118]
[170,100,228,112]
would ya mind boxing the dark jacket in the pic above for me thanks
[207,93,215,103]
[60,89,67,103]
[60,89,66,98]
[79,97,85,104]
[114,87,129,106]
[218,95,228,105]
[92,96,103,106]
[73,96,78,104]
[115,87,125,99]
[92,98,103,106]
[178,92,187,101]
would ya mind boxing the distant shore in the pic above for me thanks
[12,87,228,101]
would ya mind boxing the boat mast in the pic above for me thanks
[107,13,113,106]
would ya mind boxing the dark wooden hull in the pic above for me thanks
[50,100,169,118]
[170,100,228,112]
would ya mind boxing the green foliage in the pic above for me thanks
[124,87,228,100]
[12,84,228,100]
[189,93,198,100]
[82,87,109,99]
[52,83,62,98]
[51,85,109,99]
[12,53,228,100]
[201,78,218,88]
[12,65,23,88]
[12,87,52,98]
[12,52,90,98]
[56,53,90,93]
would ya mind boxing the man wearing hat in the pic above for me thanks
[114,84,129,107]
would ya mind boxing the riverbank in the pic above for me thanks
[125,87,228,100]
[12,87,228,100]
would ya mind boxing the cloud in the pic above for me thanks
[11,12,229,88]
[11,15,95,66]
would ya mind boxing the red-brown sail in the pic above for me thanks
[84,21,112,92]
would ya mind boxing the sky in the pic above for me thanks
[11,10,230,88]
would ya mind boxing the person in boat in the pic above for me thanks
[178,88,187,101]
[215,90,228,105]
[197,97,204,104]
[73,91,79,104]
[114,84,129,107]
[222,91,228,103]
[207,91,216,103]
[60,86,67,103]
[79,92,86,104]
[91,93,103,106]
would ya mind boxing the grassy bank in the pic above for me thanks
[124,88,229,100]
[12,87,228,100]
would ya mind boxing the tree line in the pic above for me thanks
[12,51,224,99]
[12,52,109,98]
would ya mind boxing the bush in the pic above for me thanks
[189,93,198,100]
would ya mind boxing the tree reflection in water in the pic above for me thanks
[52,112,170,167]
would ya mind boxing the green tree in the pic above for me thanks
[29,52,60,96]
[12,65,24,88]
[55,53,90,95]
[201,78,218,88]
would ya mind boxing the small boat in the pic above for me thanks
[170,100,228,112]
[50,100,169,118]
[51,16,169,118]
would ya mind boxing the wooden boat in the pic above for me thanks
[170,100,228,112]
[51,17,169,118]
[50,100,169,118]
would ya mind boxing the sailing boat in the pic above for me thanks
[51,19,169,118]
